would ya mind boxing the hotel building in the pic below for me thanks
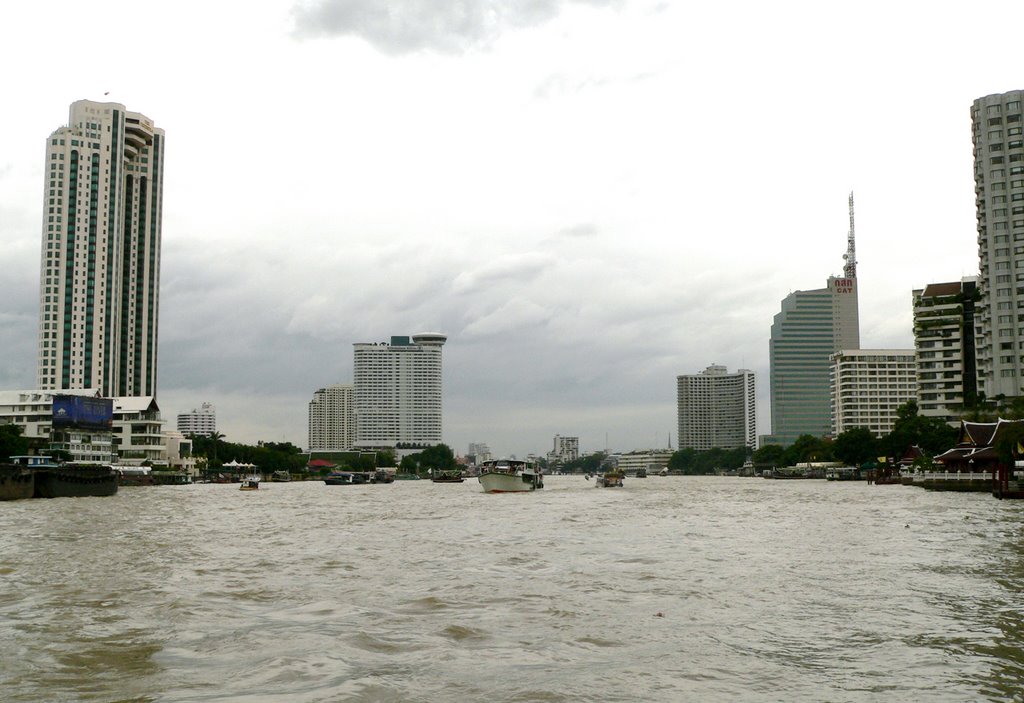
[829,350,917,437]
[547,435,579,466]
[352,334,446,449]
[177,402,217,437]
[308,384,355,451]
[677,365,757,450]
[912,279,979,422]
[972,90,1024,400]
[35,100,165,398]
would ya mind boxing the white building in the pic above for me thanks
[973,90,1024,399]
[913,279,979,422]
[677,365,756,450]
[0,389,166,465]
[35,100,165,397]
[829,350,917,437]
[308,384,355,451]
[614,449,673,474]
[353,334,446,450]
[547,435,579,466]
[177,402,217,437]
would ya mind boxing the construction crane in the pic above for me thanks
[842,191,857,279]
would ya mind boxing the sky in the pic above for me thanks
[0,0,1021,459]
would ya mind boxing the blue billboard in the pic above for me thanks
[52,395,114,431]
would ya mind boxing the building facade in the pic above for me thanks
[913,279,979,422]
[766,196,860,445]
[35,100,165,398]
[308,384,355,451]
[829,349,917,437]
[177,402,217,437]
[352,334,446,449]
[677,365,756,450]
[0,389,166,465]
[973,90,1024,400]
[546,434,579,466]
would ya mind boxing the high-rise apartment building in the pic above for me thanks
[308,384,355,451]
[35,100,165,397]
[972,90,1024,400]
[677,365,756,450]
[765,194,860,445]
[547,434,579,466]
[352,334,446,449]
[829,350,917,437]
[913,278,979,422]
[177,402,217,437]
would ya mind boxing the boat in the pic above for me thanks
[431,469,464,483]
[33,464,119,498]
[323,471,366,485]
[370,469,396,484]
[478,459,543,493]
[596,470,624,487]
[270,470,292,482]
[0,464,35,500]
[635,467,647,478]
[239,475,260,491]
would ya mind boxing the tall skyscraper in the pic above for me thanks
[35,100,165,397]
[765,194,860,446]
[972,90,1024,400]
[912,278,978,422]
[308,384,355,450]
[677,365,756,450]
[352,334,446,449]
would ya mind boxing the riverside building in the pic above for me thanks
[308,384,355,451]
[35,100,165,397]
[912,279,979,422]
[829,350,917,437]
[176,402,217,437]
[764,194,861,446]
[352,334,446,450]
[972,90,1024,400]
[547,435,579,466]
[677,365,756,450]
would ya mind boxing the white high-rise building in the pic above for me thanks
[308,384,355,451]
[353,334,446,449]
[972,90,1024,399]
[546,435,579,466]
[35,100,165,397]
[829,350,917,437]
[677,365,757,450]
[177,402,217,437]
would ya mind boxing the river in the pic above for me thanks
[1,476,1023,702]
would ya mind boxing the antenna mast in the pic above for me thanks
[843,191,857,279]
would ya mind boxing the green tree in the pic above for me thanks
[832,428,878,466]
[0,424,29,461]
[752,444,784,468]
[782,434,833,467]
[881,400,957,458]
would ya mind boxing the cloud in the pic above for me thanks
[291,0,618,54]
[451,251,554,295]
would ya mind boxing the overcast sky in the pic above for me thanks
[1,1,1020,458]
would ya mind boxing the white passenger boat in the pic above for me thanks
[478,459,543,493]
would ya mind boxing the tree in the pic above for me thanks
[782,434,832,467]
[752,444,784,468]
[832,428,878,467]
[881,400,957,458]
[0,423,29,461]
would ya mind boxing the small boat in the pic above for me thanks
[596,470,624,488]
[270,470,292,482]
[239,475,260,491]
[431,469,464,483]
[635,468,647,478]
[478,459,543,493]
[323,471,365,485]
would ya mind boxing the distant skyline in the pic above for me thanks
[2,1,1022,458]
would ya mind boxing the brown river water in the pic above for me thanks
[1,476,1023,702]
